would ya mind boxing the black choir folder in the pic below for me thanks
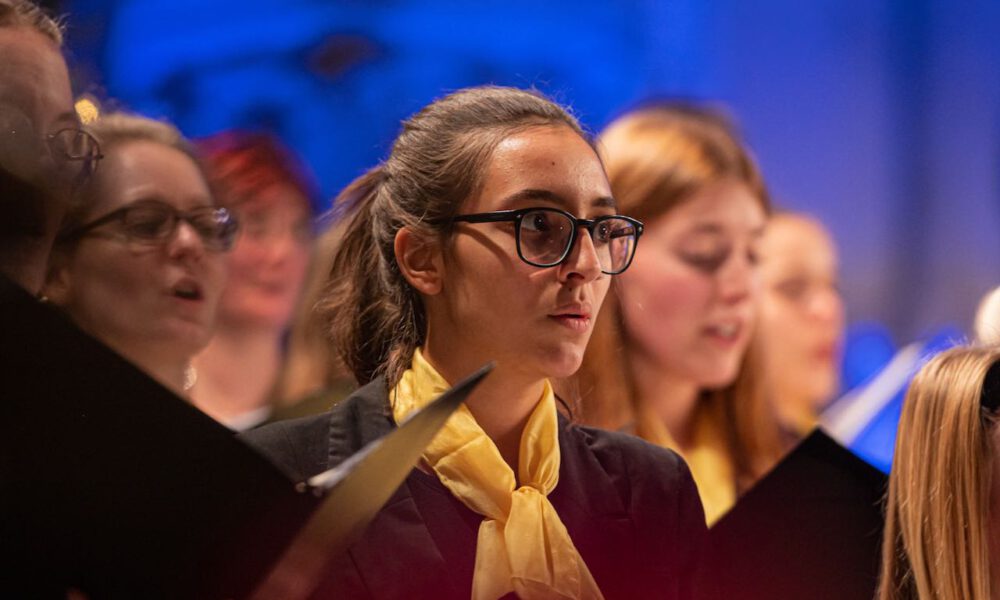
[0,276,486,599]
[699,428,888,600]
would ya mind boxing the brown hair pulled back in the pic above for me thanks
[321,86,588,386]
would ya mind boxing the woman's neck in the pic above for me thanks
[190,325,283,424]
[774,390,818,436]
[629,349,701,448]
[421,341,544,474]
[109,341,188,397]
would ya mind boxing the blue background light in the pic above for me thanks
[61,0,999,357]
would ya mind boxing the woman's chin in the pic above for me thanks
[158,323,215,359]
[537,345,587,380]
[697,364,742,391]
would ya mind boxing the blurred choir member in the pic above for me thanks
[757,212,845,438]
[243,86,706,599]
[270,215,358,417]
[44,113,237,396]
[878,346,1000,599]
[573,103,784,525]
[190,132,316,430]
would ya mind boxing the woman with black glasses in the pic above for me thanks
[43,112,238,397]
[242,86,706,599]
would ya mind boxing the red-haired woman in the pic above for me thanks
[190,132,317,430]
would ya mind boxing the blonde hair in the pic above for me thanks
[878,345,1000,600]
[0,0,63,45]
[274,215,351,404]
[572,103,782,491]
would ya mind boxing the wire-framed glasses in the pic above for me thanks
[59,199,240,252]
[446,207,644,275]
[46,127,103,179]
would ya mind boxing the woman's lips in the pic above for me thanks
[703,322,744,347]
[170,278,204,302]
[812,342,840,363]
[548,314,592,332]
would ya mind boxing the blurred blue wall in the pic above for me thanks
[63,0,1000,343]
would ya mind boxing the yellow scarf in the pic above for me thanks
[391,349,604,600]
[636,403,735,526]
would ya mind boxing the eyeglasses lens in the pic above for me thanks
[51,129,101,177]
[597,218,638,274]
[121,204,237,251]
[517,210,637,273]
[122,204,176,241]
[519,210,573,266]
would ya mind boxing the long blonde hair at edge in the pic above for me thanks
[879,346,1000,600]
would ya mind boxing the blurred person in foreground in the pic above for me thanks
[757,212,845,439]
[572,103,784,525]
[879,345,1000,599]
[190,131,315,429]
[0,0,97,293]
[1,5,312,597]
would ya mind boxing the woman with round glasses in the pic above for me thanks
[242,86,706,599]
[43,112,237,396]
[571,103,785,525]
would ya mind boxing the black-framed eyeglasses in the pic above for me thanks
[444,207,644,275]
[46,128,103,180]
[59,199,240,252]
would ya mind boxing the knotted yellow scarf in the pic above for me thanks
[391,349,604,600]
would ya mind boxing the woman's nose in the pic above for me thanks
[559,228,603,282]
[167,219,207,259]
[718,253,756,304]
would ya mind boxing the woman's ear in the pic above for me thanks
[394,227,444,296]
[41,252,73,306]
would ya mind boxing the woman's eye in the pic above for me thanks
[679,250,728,273]
[593,222,612,243]
[128,218,167,237]
[525,213,552,232]
[776,279,809,301]
[123,207,172,238]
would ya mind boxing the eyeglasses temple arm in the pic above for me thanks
[57,209,125,241]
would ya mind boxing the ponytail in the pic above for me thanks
[321,166,426,386]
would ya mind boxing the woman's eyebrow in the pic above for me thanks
[592,196,616,210]
[499,188,565,209]
[499,189,617,212]
[685,223,726,236]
